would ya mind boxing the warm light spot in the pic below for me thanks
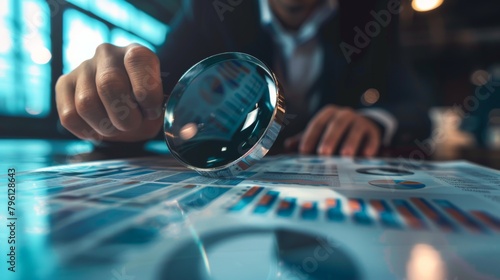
[179,122,198,140]
[406,243,446,280]
[30,46,52,65]
[361,88,380,106]
[412,0,444,12]
[470,69,490,86]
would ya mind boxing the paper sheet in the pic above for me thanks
[2,155,500,280]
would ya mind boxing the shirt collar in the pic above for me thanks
[259,0,337,43]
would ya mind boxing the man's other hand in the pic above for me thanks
[284,105,381,156]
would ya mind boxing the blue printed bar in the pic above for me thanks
[105,183,166,199]
[370,199,401,228]
[349,199,372,225]
[179,187,230,213]
[107,169,155,179]
[433,200,486,233]
[228,186,264,211]
[157,172,199,183]
[276,197,296,217]
[253,190,279,214]
[326,198,344,221]
[470,211,500,231]
[133,185,194,205]
[393,199,427,229]
[79,169,137,178]
[52,208,138,243]
[411,198,457,232]
[300,201,318,220]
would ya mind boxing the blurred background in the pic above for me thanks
[0,0,499,165]
[0,0,177,137]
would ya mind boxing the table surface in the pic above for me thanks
[1,139,499,172]
[0,139,169,172]
[2,139,500,280]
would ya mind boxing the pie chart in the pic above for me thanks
[369,179,426,190]
[356,167,414,176]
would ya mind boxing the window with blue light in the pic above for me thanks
[0,0,52,118]
[63,0,169,73]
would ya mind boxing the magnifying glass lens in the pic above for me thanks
[164,53,285,177]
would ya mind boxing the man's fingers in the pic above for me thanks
[290,104,382,156]
[343,118,381,157]
[124,45,164,120]
[74,62,119,137]
[363,126,381,157]
[299,107,338,154]
[95,44,142,132]
[317,112,355,155]
[341,120,368,156]
[56,74,101,140]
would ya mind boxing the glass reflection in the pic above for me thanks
[159,228,361,280]
[164,53,282,173]
[406,244,446,280]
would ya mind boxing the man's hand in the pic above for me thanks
[284,105,381,156]
[55,43,164,143]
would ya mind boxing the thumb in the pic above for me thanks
[123,44,164,121]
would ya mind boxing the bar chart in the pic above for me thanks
[226,186,500,234]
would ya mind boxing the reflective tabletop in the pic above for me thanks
[1,140,499,280]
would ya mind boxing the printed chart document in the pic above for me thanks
[2,155,500,280]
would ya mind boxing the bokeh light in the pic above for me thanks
[361,88,380,106]
[180,123,199,140]
[30,46,52,65]
[406,243,447,280]
[412,0,444,12]
[470,69,490,86]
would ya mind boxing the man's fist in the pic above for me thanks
[55,43,164,143]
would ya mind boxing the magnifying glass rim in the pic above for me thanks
[163,52,285,177]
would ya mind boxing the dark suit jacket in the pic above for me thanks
[158,0,432,151]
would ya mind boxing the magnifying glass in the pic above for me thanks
[163,52,286,178]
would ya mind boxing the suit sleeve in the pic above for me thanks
[157,0,218,96]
